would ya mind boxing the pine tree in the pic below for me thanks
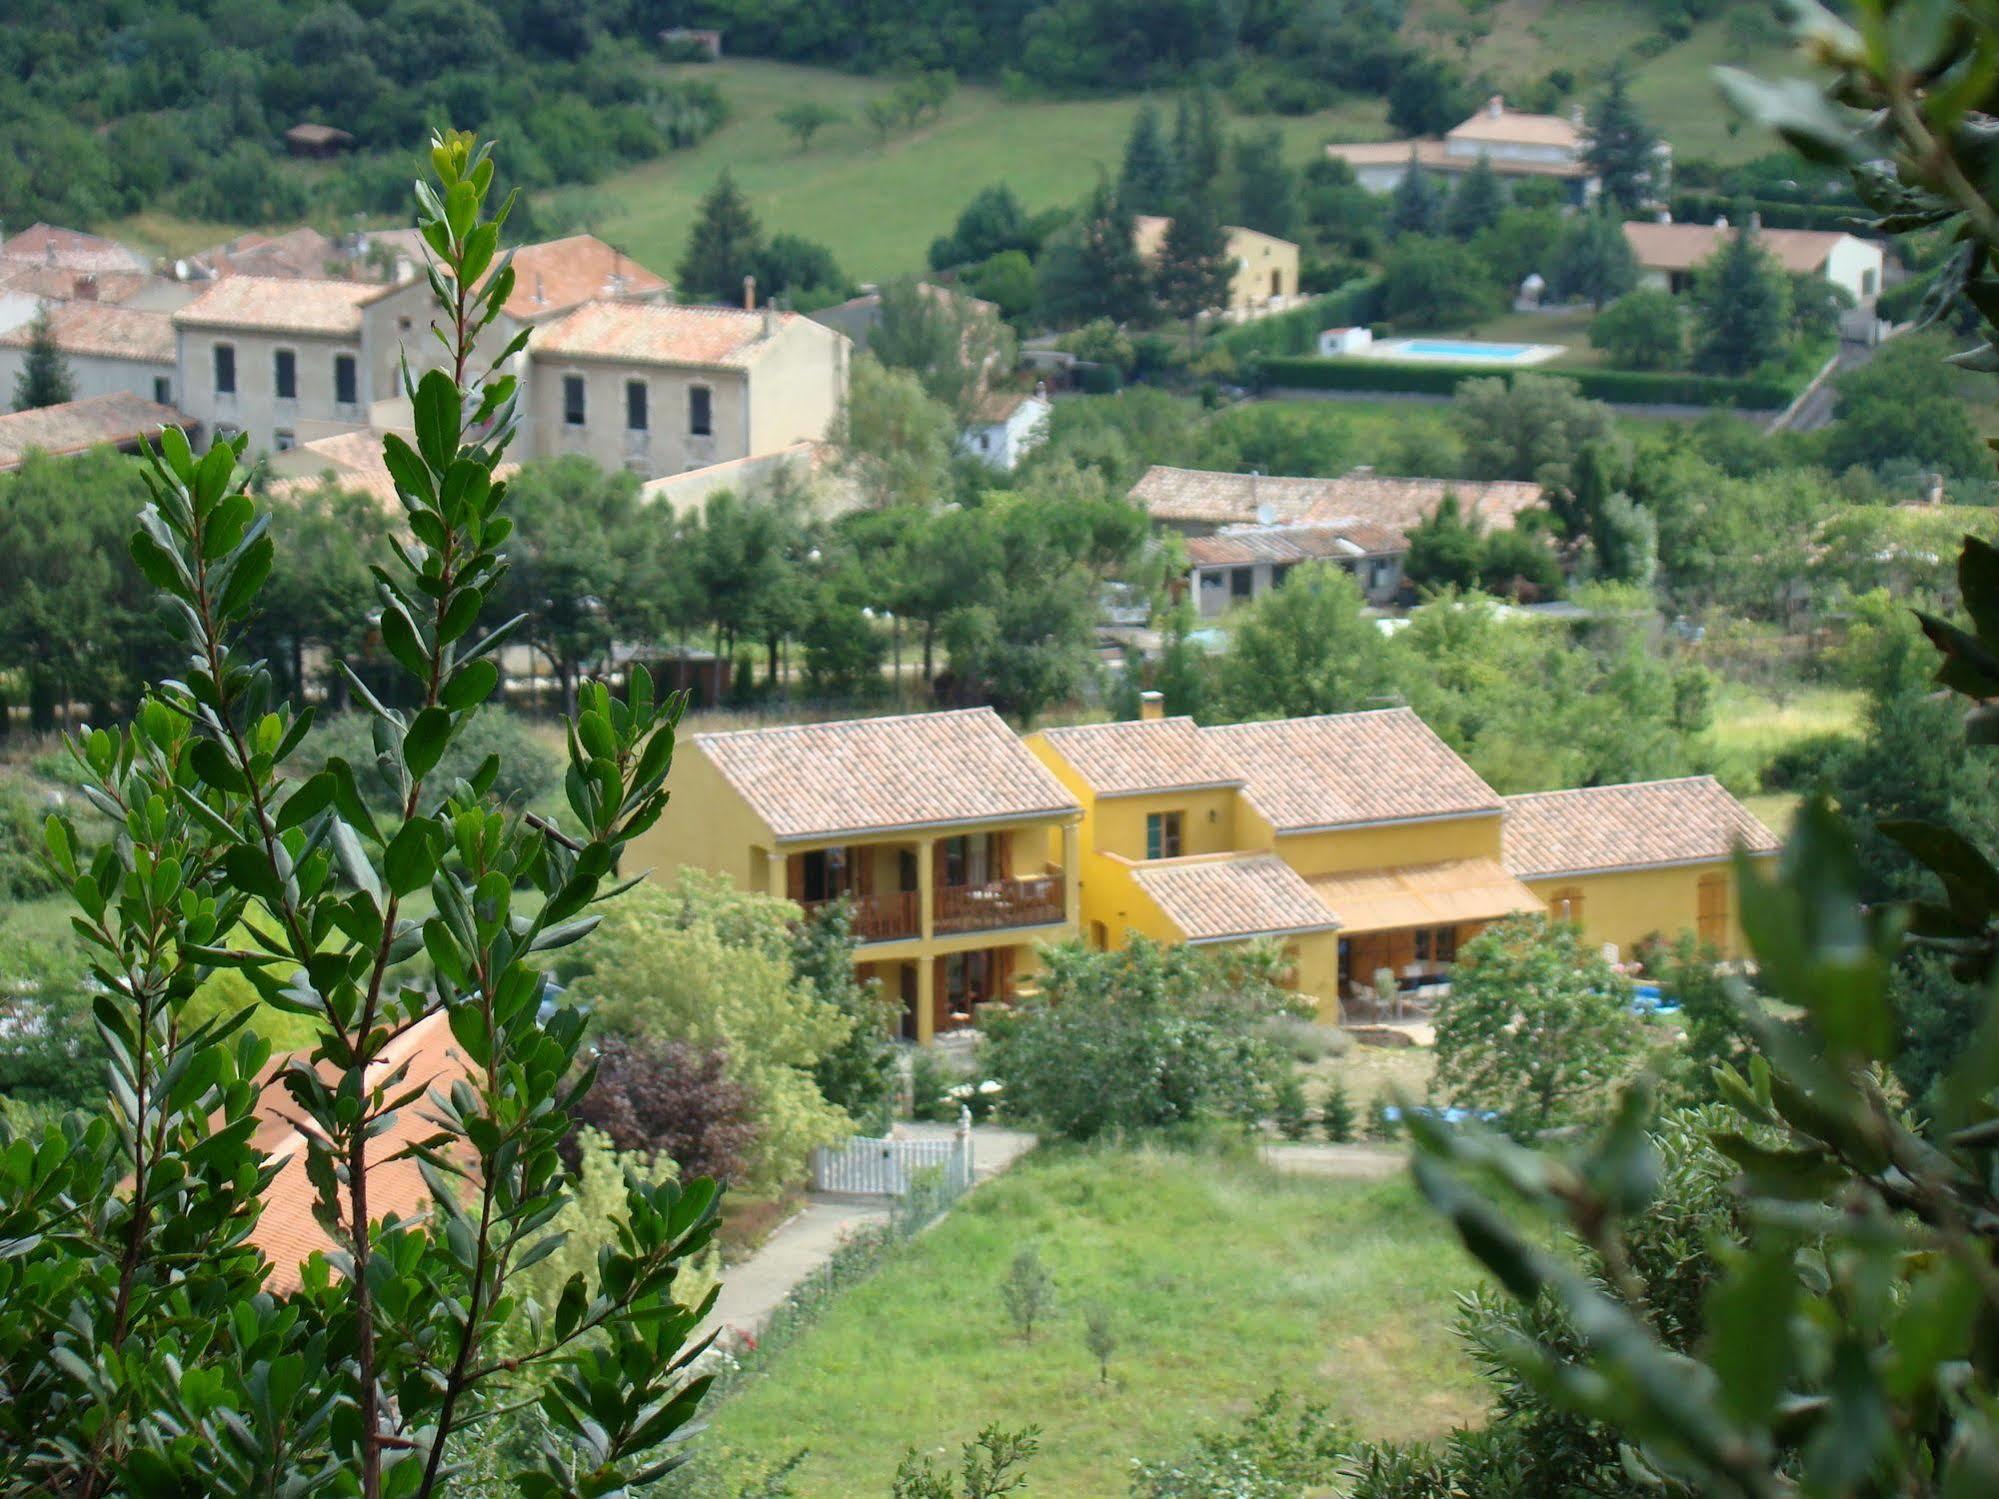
[1389,153,1442,238]
[1118,101,1177,216]
[1445,153,1505,241]
[1153,190,1235,336]
[1583,63,1661,213]
[1233,126,1298,240]
[1552,207,1638,309]
[677,169,765,305]
[1692,210,1792,376]
[1078,178,1151,324]
[12,305,73,411]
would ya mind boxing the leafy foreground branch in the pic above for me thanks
[0,133,719,1499]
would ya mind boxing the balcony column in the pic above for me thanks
[1061,820,1080,931]
[916,838,935,942]
[914,956,936,1046]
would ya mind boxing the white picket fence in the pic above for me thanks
[811,1119,975,1197]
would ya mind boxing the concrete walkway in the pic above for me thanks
[703,1121,1038,1349]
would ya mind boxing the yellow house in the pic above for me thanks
[624,708,1081,1043]
[1501,780,1779,959]
[1030,700,1780,1019]
[1131,215,1301,315]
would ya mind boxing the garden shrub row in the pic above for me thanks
[1255,356,1798,410]
[1212,278,1384,360]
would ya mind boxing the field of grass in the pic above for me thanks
[705,1142,1486,1494]
[586,61,1388,284]
[1703,680,1863,792]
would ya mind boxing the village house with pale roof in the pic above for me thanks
[1130,463,1543,537]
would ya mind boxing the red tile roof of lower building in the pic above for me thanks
[1132,852,1341,942]
[1500,776,1780,879]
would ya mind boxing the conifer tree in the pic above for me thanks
[1389,154,1441,238]
[12,304,73,411]
[1583,63,1661,213]
[677,169,765,305]
[1154,190,1235,338]
[1118,101,1177,216]
[1444,153,1505,241]
[1233,126,1298,240]
[1691,210,1791,376]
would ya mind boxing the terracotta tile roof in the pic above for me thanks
[1201,709,1501,831]
[1039,716,1244,798]
[1308,858,1542,935]
[0,393,181,470]
[0,262,152,304]
[502,235,671,320]
[696,708,1081,841]
[0,223,151,276]
[173,275,393,335]
[1130,465,1542,533]
[1184,519,1409,567]
[0,302,174,362]
[249,1010,474,1293]
[1622,220,1873,277]
[1501,776,1780,879]
[1446,101,1584,152]
[1325,139,1589,179]
[532,302,806,368]
[1132,852,1340,942]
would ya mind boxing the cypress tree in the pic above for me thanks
[1444,153,1505,241]
[1118,101,1178,216]
[1233,126,1298,240]
[1389,153,1441,238]
[1584,63,1661,213]
[13,306,73,411]
[1154,190,1235,337]
[677,170,765,306]
[1692,211,1792,376]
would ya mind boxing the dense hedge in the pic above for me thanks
[1257,356,1799,409]
[1212,279,1385,359]
[1667,193,1877,239]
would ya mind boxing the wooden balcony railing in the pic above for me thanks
[803,889,921,943]
[934,876,1065,935]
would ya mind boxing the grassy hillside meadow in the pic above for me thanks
[705,1144,1489,1495]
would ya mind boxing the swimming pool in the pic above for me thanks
[1366,336,1563,366]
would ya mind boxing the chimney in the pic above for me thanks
[1487,94,1504,119]
[1138,691,1165,722]
[742,273,756,311]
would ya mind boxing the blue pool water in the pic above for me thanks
[1395,339,1536,360]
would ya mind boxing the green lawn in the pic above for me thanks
[705,1143,1488,1495]
[585,61,1388,284]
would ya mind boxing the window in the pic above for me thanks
[688,384,712,436]
[562,374,586,427]
[625,379,647,432]
[274,348,297,401]
[334,354,357,407]
[1145,811,1183,861]
[1230,567,1254,599]
[152,376,171,405]
[213,343,236,395]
